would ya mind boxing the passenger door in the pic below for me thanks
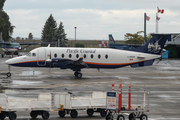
[37,48,46,66]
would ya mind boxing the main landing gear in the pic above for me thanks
[74,71,82,78]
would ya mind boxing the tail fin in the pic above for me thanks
[131,34,171,55]
[109,34,115,44]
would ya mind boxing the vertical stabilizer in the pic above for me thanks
[131,34,171,55]
[109,34,115,44]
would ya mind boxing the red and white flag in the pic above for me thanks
[157,7,164,14]
[146,16,150,21]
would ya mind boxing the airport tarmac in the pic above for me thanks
[0,56,180,120]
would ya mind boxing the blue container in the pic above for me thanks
[162,50,170,58]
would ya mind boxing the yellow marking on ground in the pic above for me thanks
[35,78,125,89]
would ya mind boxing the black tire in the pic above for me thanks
[106,114,113,120]
[100,109,107,117]
[77,73,82,78]
[42,111,50,120]
[6,72,11,77]
[74,72,78,76]
[30,111,38,119]
[129,113,136,120]
[58,111,66,117]
[1,54,4,58]
[117,115,125,120]
[9,112,17,120]
[140,114,148,120]
[87,109,94,117]
[0,113,6,120]
[70,110,78,118]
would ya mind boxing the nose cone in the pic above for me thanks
[5,59,13,65]
[5,56,21,65]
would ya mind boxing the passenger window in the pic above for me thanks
[62,54,64,58]
[54,53,57,58]
[91,54,93,58]
[105,54,108,59]
[69,54,72,58]
[98,54,101,59]
[84,54,86,59]
[32,53,36,57]
[76,54,79,58]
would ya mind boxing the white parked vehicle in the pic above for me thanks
[54,91,107,118]
[0,91,107,120]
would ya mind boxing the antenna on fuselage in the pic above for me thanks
[47,44,50,47]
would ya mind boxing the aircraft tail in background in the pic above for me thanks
[108,34,115,44]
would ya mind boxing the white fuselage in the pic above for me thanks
[6,47,160,68]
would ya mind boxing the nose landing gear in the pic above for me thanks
[74,71,82,78]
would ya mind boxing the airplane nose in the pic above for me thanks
[5,59,11,65]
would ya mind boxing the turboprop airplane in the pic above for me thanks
[5,34,171,78]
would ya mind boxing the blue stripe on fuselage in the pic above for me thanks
[10,61,127,68]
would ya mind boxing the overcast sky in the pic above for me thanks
[3,0,180,40]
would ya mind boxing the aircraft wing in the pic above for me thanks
[51,57,88,71]
[0,42,11,45]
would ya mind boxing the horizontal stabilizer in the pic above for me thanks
[130,59,155,68]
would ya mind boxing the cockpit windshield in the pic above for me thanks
[11,43,20,47]
[26,52,31,57]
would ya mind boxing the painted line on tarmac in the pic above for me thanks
[35,78,125,89]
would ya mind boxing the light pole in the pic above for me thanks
[75,27,77,47]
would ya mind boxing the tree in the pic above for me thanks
[124,31,153,45]
[0,0,5,10]
[124,31,144,44]
[41,14,57,42]
[53,21,67,47]
[0,0,15,41]
[76,43,84,47]
[28,33,33,40]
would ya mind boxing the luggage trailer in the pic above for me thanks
[106,84,150,120]
[0,91,108,120]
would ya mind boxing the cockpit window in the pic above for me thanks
[26,52,31,57]
[32,53,36,56]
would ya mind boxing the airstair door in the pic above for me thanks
[37,48,46,66]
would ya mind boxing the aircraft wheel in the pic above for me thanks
[74,72,82,78]
[1,54,4,58]
[77,72,82,78]
[74,71,78,76]
[6,72,11,77]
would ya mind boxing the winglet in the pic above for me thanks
[47,44,51,47]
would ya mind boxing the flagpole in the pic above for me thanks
[156,7,159,34]
[144,13,146,44]
[156,12,158,33]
